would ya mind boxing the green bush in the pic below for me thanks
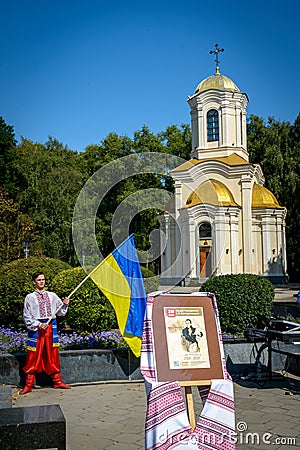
[0,257,72,328]
[141,266,160,293]
[49,267,117,334]
[200,274,274,334]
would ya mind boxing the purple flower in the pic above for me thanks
[0,326,128,353]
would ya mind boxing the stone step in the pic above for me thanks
[0,404,66,450]
[0,385,12,409]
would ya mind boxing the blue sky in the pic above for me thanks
[1,0,299,152]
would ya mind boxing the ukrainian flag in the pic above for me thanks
[89,234,146,357]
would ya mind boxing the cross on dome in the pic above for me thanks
[209,43,224,74]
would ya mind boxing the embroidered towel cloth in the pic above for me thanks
[140,292,236,450]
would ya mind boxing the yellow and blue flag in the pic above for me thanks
[89,234,146,357]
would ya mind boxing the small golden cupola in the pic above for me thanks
[194,73,240,95]
[252,183,285,209]
[186,180,240,208]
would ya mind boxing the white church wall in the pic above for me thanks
[228,178,244,205]
[228,210,239,274]
[266,216,283,276]
[221,214,232,274]
[252,217,263,275]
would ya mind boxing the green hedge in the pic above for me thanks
[200,274,274,334]
[0,257,71,328]
[49,267,117,334]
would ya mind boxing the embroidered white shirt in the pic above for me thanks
[23,290,68,331]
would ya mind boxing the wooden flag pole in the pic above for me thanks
[46,271,92,325]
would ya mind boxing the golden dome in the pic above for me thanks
[252,183,285,209]
[195,72,240,95]
[186,180,239,208]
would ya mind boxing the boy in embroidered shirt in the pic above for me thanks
[20,271,71,394]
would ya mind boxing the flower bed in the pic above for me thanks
[0,326,27,353]
[0,325,246,354]
[1,325,299,385]
[0,325,127,353]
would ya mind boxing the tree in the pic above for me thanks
[9,138,85,263]
[288,113,300,281]
[0,188,41,265]
[0,116,17,187]
[159,123,192,160]
[80,133,134,177]
[79,128,167,258]
[73,125,192,263]
[247,114,300,281]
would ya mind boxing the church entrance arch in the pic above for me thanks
[199,222,212,278]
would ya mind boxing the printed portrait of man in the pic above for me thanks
[181,318,203,353]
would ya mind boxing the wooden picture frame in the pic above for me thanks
[152,293,224,384]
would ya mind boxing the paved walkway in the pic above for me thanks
[12,372,300,450]
[273,283,300,303]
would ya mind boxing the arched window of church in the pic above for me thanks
[207,109,219,142]
[199,222,211,239]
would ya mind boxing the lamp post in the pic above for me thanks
[22,239,30,259]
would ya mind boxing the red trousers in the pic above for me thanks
[23,324,61,375]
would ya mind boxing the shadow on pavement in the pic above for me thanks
[233,370,300,394]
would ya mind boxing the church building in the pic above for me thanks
[159,45,287,286]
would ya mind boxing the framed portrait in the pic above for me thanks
[152,293,224,384]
